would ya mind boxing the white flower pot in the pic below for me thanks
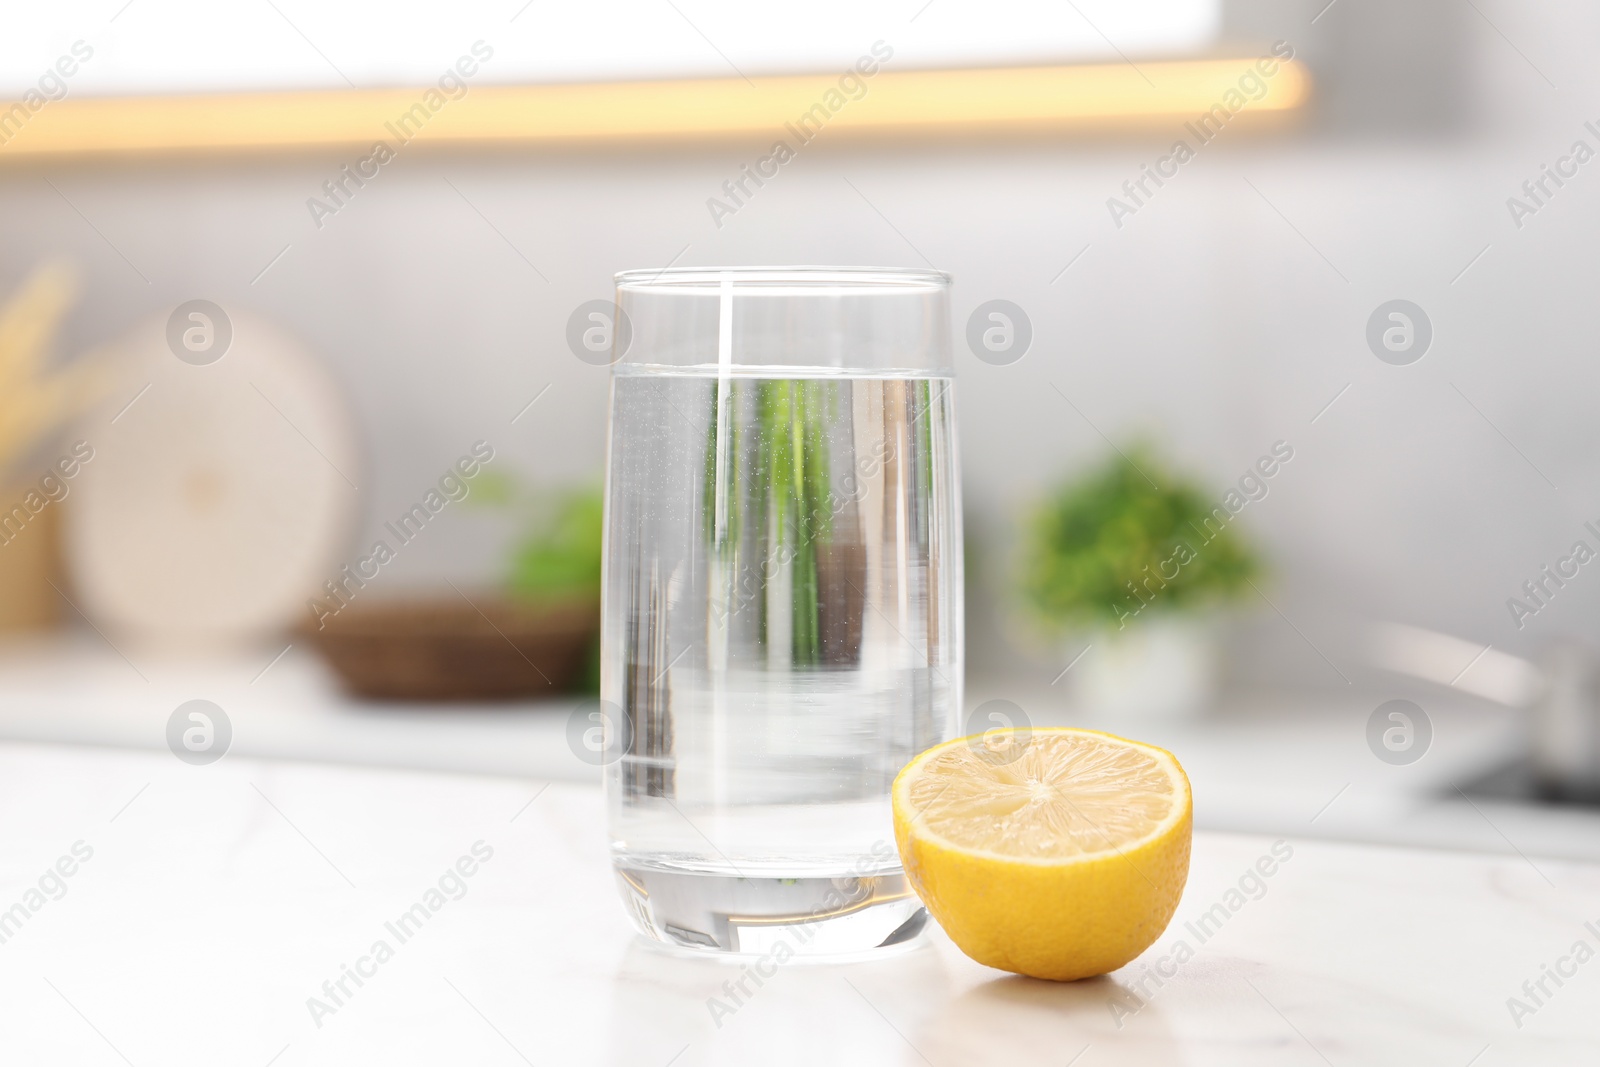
[1068,616,1218,720]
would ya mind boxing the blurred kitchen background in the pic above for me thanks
[4,0,1600,858]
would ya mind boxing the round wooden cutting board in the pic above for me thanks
[66,309,359,648]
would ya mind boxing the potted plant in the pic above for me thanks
[1020,443,1262,718]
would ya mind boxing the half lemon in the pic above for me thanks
[893,728,1192,981]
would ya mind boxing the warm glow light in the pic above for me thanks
[0,59,1309,159]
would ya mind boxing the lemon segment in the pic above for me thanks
[893,728,1192,981]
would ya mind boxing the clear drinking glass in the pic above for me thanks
[600,267,961,956]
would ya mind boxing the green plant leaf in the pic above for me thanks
[508,485,604,602]
[1020,442,1263,631]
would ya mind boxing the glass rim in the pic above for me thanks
[614,265,951,291]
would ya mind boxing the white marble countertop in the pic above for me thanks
[2,741,1599,1066]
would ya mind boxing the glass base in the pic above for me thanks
[613,863,928,958]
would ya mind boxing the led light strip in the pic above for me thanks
[0,59,1309,158]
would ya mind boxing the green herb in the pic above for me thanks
[507,485,604,603]
[1021,442,1261,631]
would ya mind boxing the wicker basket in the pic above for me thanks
[306,594,598,701]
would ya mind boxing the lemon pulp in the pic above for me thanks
[893,728,1192,981]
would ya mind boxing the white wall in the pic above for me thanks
[5,0,1598,689]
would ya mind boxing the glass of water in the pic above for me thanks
[600,267,962,956]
